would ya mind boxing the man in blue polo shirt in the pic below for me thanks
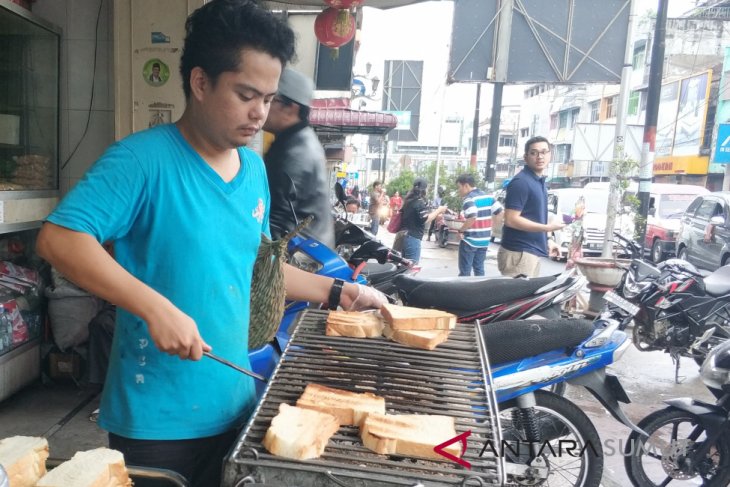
[456,174,500,276]
[498,136,565,277]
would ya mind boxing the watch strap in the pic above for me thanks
[327,278,345,310]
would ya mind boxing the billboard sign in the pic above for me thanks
[673,72,710,156]
[715,124,730,163]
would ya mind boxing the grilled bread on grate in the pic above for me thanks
[325,310,384,338]
[296,383,386,427]
[36,448,131,487]
[380,303,456,331]
[0,436,48,487]
[262,404,340,460]
[360,413,461,461]
[383,326,451,350]
[249,217,313,350]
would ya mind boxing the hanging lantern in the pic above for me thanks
[323,0,365,7]
[314,7,356,49]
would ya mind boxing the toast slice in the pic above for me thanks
[383,325,451,350]
[0,436,49,487]
[35,447,131,487]
[326,311,384,338]
[262,403,340,460]
[360,413,461,461]
[381,303,456,331]
[296,383,386,426]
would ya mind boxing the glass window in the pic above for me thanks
[632,42,646,69]
[0,7,59,191]
[684,196,703,216]
[628,91,640,116]
[605,96,617,119]
[589,101,600,122]
[696,200,718,220]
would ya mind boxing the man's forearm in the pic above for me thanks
[283,264,359,309]
[504,212,551,232]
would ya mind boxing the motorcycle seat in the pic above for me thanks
[479,318,595,365]
[394,274,558,316]
[360,262,398,283]
[703,264,730,296]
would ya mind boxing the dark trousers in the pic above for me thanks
[109,429,237,487]
[458,240,487,276]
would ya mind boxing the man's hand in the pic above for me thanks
[145,302,211,360]
[548,239,560,258]
[546,221,566,232]
[340,283,387,311]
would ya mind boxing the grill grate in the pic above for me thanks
[223,310,502,487]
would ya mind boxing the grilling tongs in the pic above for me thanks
[203,351,267,382]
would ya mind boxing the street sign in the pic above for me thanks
[715,123,730,163]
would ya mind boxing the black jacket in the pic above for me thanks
[265,121,335,248]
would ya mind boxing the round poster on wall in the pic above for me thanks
[143,58,169,86]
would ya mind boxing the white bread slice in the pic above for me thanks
[0,436,48,487]
[361,413,461,461]
[296,383,386,426]
[326,311,384,338]
[35,447,131,487]
[381,303,456,331]
[383,325,451,350]
[262,403,340,460]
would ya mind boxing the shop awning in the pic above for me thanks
[309,98,398,136]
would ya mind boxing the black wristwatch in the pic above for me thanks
[327,278,345,310]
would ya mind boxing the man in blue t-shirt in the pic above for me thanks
[35,2,384,486]
[456,174,500,276]
[498,136,565,277]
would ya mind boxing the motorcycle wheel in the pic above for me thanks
[692,327,730,367]
[439,228,449,248]
[499,390,603,487]
[624,407,730,487]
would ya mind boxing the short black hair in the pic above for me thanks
[456,174,475,187]
[345,197,360,208]
[524,136,551,155]
[152,62,160,69]
[180,0,296,99]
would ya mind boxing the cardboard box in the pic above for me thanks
[48,352,82,380]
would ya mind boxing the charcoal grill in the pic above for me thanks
[223,309,504,487]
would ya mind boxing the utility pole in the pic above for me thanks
[638,0,668,254]
[470,83,480,171]
[434,85,448,199]
[602,0,637,257]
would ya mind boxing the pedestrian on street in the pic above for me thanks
[263,67,335,248]
[34,2,385,485]
[401,178,447,263]
[498,136,565,277]
[456,174,499,277]
[368,181,385,235]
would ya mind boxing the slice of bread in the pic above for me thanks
[296,383,386,427]
[35,447,131,487]
[381,303,456,331]
[383,325,451,350]
[262,403,340,460]
[0,436,48,487]
[361,413,461,461]
[326,311,384,338]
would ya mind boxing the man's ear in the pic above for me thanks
[189,67,208,101]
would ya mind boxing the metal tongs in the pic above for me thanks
[203,351,267,382]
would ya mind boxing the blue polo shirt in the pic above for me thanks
[501,165,549,257]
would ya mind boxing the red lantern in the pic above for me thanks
[323,0,365,7]
[314,7,356,48]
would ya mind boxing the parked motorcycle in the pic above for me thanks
[432,209,461,248]
[479,314,643,486]
[603,232,730,380]
[623,339,730,486]
[394,267,585,323]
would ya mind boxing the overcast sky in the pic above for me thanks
[357,0,695,141]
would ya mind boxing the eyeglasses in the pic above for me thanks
[528,150,551,157]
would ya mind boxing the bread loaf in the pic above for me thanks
[361,413,461,461]
[35,447,131,487]
[262,403,340,460]
[383,326,451,350]
[326,311,384,338]
[296,383,386,426]
[0,436,48,487]
[380,303,456,331]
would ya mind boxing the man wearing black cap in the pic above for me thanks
[263,68,335,248]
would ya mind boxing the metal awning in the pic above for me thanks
[309,98,398,136]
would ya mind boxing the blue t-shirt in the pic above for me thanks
[501,166,549,257]
[46,124,269,440]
